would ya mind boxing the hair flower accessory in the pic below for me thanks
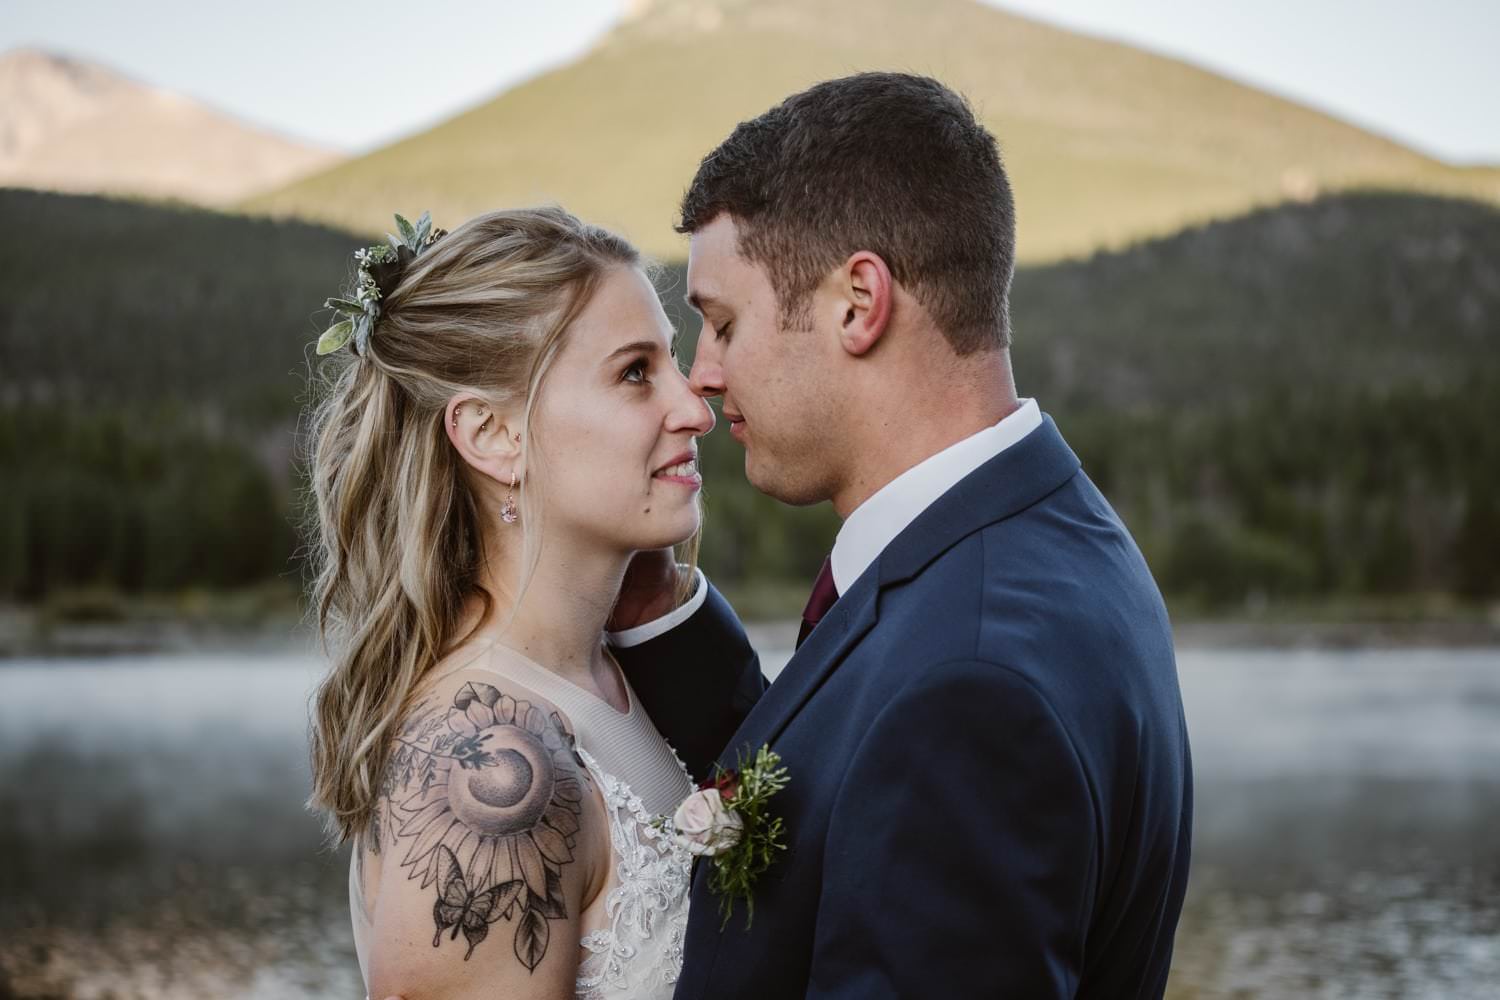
[659,743,789,930]
[316,211,448,356]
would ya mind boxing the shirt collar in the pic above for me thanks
[829,398,1042,594]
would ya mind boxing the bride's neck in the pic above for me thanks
[463,528,627,683]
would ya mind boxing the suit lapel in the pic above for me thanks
[684,573,881,939]
[714,569,881,767]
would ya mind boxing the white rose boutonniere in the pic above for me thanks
[671,787,745,856]
[660,744,789,930]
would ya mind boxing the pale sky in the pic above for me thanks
[4,0,1497,163]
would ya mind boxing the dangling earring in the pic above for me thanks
[501,472,519,524]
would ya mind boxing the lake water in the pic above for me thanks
[1,644,1497,999]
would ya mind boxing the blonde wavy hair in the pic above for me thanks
[299,206,697,845]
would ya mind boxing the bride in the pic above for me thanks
[302,207,722,999]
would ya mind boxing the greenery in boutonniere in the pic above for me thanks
[708,744,790,929]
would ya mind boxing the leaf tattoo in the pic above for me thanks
[515,906,550,972]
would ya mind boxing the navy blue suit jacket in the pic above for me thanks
[615,415,1192,999]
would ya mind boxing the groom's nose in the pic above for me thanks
[688,333,725,399]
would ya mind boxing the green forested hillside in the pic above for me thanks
[2,188,1495,612]
[1008,192,1499,603]
[1,190,361,601]
[2,191,359,424]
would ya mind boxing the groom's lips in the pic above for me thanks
[724,410,746,443]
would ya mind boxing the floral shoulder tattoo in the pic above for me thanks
[369,680,587,970]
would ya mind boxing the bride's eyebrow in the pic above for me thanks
[602,340,662,365]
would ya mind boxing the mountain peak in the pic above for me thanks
[245,4,1494,260]
[615,0,981,43]
[0,46,120,79]
[0,48,139,166]
[617,0,752,39]
[0,46,342,205]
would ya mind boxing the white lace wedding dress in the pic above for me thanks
[349,644,696,1000]
[572,745,694,998]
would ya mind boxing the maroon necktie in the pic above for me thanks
[796,556,840,649]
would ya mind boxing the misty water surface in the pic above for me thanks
[1,645,1498,999]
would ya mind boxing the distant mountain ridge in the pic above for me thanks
[0,48,343,205]
[243,0,1500,261]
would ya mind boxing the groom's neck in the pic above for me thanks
[829,349,1019,519]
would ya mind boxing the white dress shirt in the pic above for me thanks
[829,398,1042,594]
[607,566,709,648]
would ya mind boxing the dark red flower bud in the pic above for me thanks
[699,768,740,800]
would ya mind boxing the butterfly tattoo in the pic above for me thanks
[432,845,525,960]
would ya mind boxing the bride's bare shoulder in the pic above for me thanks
[409,641,573,747]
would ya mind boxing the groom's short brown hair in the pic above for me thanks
[677,72,1016,355]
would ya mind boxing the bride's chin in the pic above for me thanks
[634,518,699,553]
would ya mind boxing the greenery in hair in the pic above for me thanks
[316,211,445,356]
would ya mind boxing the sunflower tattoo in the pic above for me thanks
[373,681,586,970]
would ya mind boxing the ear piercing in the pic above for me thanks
[452,404,490,432]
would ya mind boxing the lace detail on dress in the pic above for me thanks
[574,746,695,1000]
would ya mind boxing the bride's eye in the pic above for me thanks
[622,357,650,384]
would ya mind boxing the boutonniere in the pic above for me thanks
[662,744,789,930]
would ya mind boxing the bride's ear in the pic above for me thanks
[445,395,524,485]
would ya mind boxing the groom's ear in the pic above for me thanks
[444,395,524,486]
[835,251,893,357]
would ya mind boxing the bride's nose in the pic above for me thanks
[666,369,716,435]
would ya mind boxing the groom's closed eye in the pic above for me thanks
[684,291,730,330]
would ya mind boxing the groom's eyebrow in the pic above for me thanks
[685,291,715,313]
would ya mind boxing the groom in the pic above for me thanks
[614,72,1193,998]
